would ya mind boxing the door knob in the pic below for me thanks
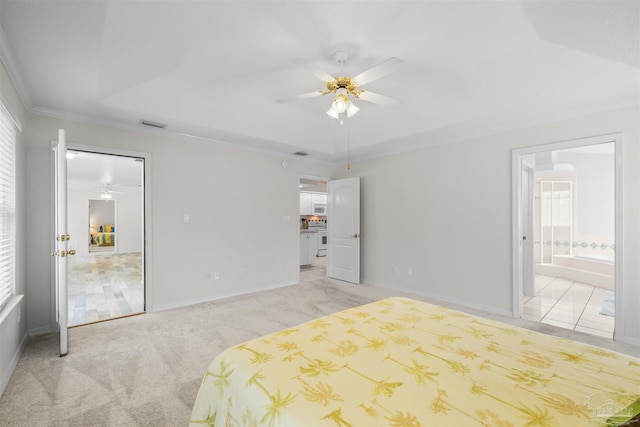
[51,251,67,257]
[352,233,360,238]
[68,249,76,255]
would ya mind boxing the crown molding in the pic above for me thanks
[0,25,32,111]
[29,105,337,166]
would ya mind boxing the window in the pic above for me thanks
[0,100,15,311]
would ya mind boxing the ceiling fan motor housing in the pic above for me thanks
[324,77,362,97]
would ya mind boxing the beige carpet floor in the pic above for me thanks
[1,275,637,426]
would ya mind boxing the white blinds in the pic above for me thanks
[0,100,15,311]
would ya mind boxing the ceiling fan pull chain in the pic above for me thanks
[347,116,351,170]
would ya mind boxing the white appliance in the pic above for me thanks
[317,229,327,257]
[308,220,327,257]
[312,203,327,215]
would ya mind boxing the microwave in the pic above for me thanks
[312,203,327,215]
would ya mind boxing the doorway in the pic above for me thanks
[299,176,328,282]
[513,134,622,340]
[66,148,146,326]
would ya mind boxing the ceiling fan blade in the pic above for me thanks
[357,91,400,107]
[277,91,324,104]
[292,58,335,83]
[353,57,402,86]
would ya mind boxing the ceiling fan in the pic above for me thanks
[278,51,402,119]
[98,184,123,199]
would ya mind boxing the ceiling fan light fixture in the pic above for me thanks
[334,94,348,113]
[326,108,340,119]
[327,93,358,119]
[100,192,112,199]
[345,99,359,117]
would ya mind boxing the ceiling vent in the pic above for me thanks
[293,151,309,156]
[139,119,167,129]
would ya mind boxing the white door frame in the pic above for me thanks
[51,143,153,323]
[521,162,535,296]
[511,133,623,340]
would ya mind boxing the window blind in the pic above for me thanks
[0,100,15,311]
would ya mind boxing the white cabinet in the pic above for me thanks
[300,192,312,215]
[300,232,318,266]
[301,192,327,215]
[311,193,327,204]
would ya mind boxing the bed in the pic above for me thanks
[189,297,640,426]
[93,225,115,246]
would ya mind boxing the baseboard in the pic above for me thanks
[363,279,514,318]
[0,330,28,398]
[621,335,640,347]
[153,280,299,312]
[28,325,53,336]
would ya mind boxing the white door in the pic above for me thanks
[327,177,360,283]
[52,129,70,356]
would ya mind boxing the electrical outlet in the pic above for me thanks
[214,272,220,280]
[239,269,244,277]
[407,268,413,276]
[17,308,21,323]
[392,265,399,274]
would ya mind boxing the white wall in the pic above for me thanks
[0,60,27,396]
[343,105,640,344]
[24,114,335,332]
[114,192,143,254]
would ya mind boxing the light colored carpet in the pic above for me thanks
[1,276,637,426]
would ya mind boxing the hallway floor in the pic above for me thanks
[68,252,144,326]
[300,255,327,282]
[522,275,614,339]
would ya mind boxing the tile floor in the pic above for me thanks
[300,254,327,282]
[522,275,615,339]
[68,252,144,326]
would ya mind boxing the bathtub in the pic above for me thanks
[535,254,615,290]
[574,253,614,264]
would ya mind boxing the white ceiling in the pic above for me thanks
[67,150,143,193]
[1,1,638,165]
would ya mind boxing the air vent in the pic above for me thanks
[293,151,309,156]
[139,119,167,129]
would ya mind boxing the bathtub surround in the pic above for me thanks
[536,254,615,290]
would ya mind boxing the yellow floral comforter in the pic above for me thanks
[189,297,640,426]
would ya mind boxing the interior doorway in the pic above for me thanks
[513,134,622,340]
[299,176,328,281]
[66,149,146,326]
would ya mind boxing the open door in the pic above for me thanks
[52,129,71,356]
[327,177,360,283]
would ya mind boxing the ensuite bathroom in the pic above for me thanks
[522,142,616,338]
